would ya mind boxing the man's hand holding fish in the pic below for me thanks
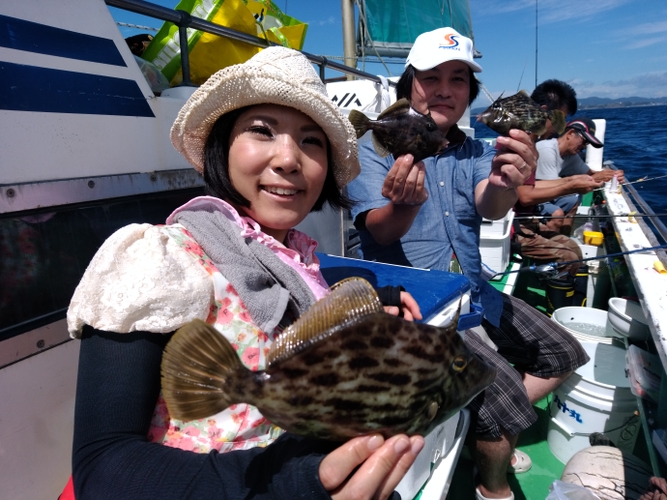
[491,129,537,187]
[360,153,429,246]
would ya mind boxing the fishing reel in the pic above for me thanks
[529,263,564,279]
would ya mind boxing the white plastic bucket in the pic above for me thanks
[551,306,620,344]
[547,341,640,464]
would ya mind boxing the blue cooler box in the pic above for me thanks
[317,253,482,499]
[317,253,482,330]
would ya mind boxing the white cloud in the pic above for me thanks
[621,20,667,36]
[626,35,667,50]
[571,71,667,99]
[318,16,336,26]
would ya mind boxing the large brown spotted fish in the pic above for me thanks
[476,90,566,137]
[348,99,449,163]
[161,278,495,441]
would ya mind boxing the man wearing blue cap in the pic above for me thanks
[347,27,590,500]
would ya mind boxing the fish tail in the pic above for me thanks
[347,110,370,139]
[550,109,567,135]
[161,319,246,421]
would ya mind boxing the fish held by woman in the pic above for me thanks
[476,90,566,137]
[161,277,496,441]
[348,98,450,163]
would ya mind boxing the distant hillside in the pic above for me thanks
[578,96,667,109]
[471,96,667,114]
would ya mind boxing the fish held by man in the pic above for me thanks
[161,277,496,441]
[476,90,566,137]
[348,98,450,163]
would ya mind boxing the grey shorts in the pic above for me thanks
[464,293,590,438]
[535,193,581,218]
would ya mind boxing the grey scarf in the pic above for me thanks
[174,208,316,333]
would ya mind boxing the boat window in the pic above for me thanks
[0,189,203,341]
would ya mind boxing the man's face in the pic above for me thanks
[410,60,471,134]
[562,128,589,156]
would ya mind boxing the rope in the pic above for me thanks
[116,22,159,32]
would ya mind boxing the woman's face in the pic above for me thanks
[227,104,329,242]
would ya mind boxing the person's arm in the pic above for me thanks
[475,130,536,220]
[72,327,422,500]
[518,175,604,206]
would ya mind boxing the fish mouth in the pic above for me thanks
[475,111,490,122]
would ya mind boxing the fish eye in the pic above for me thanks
[451,355,467,372]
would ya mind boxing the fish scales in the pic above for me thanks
[476,90,566,137]
[347,98,449,163]
[161,278,496,441]
[260,314,476,439]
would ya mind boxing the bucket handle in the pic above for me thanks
[550,413,641,438]
[550,416,589,437]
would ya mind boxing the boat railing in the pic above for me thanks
[105,0,396,86]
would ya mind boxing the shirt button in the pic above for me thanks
[439,181,445,187]
[445,211,450,216]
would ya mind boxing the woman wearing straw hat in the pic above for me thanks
[64,47,423,500]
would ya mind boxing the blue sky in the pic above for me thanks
[111,0,667,108]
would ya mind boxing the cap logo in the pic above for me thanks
[438,33,460,50]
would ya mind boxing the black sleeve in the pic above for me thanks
[375,285,405,308]
[72,326,336,500]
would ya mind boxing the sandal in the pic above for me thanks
[507,449,532,474]
[476,487,515,500]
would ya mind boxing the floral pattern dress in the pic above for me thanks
[147,225,287,453]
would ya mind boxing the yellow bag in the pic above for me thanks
[142,0,308,86]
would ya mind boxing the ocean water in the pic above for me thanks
[472,104,667,229]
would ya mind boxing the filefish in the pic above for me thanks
[348,99,449,163]
[161,278,495,441]
[476,90,566,137]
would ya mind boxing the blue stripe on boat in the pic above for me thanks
[0,62,155,117]
[0,14,126,67]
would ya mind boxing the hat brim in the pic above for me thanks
[171,55,360,188]
[582,131,603,148]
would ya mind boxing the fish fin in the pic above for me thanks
[161,319,246,421]
[517,89,531,98]
[347,110,370,139]
[377,98,411,120]
[550,109,567,135]
[268,277,384,365]
[371,133,391,158]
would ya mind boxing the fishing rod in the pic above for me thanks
[593,174,667,191]
[492,243,667,279]
[621,174,667,186]
[513,213,667,221]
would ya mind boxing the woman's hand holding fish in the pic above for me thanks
[319,433,425,500]
[383,291,423,321]
[490,130,537,190]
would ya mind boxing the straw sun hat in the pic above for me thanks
[171,46,360,188]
